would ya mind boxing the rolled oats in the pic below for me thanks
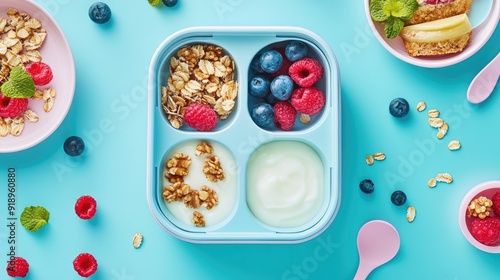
[365,155,374,166]
[132,232,143,249]
[448,140,461,151]
[373,152,386,161]
[427,178,437,188]
[406,206,416,223]
[23,109,38,122]
[437,122,448,139]
[161,44,238,129]
[299,113,311,124]
[428,117,444,128]
[416,101,426,112]
[435,173,453,184]
[427,109,440,118]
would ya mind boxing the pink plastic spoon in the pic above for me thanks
[467,52,500,104]
[354,220,400,280]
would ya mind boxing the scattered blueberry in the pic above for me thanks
[64,136,85,157]
[359,179,374,194]
[251,103,275,128]
[259,50,283,73]
[389,97,409,118]
[249,76,270,98]
[391,190,407,206]
[270,75,293,100]
[162,0,178,7]
[88,2,111,24]
[285,41,308,62]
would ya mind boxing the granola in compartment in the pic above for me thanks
[161,44,238,130]
[164,153,191,183]
[161,141,233,228]
[467,196,493,219]
[0,8,56,137]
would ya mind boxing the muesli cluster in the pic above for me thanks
[161,44,237,130]
[162,141,225,227]
[0,8,56,137]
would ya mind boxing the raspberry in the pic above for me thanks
[273,101,296,131]
[288,57,323,87]
[6,257,29,278]
[0,93,28,118]
[75,195,97,220]
[492,191,500,216]
[290,87,326,115]
[183,102,218,132]
[73,253,98,277]
[25,62,53,86]
[470,216,500,246]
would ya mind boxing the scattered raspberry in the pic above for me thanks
[273,101,296,131]
[0,93,28,118]
[6,257,29,278]
[290,87,326,115]
[75,195,97,220]
[470,216,500,246]
[492,191,500,216]
[73,253,98,278]
[271,48,293,77]
[183,102,218,132]
[288,57,323,87]
[25,62,53,86]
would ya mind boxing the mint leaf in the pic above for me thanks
[20,206,50,232]
[1,66,35,98]
[370,0,389,22]
[148,0,161,6]
[399,0,420,21]
[385,16,404,39]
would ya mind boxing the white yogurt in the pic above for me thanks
[246,141,324,228]
[162,140,237,228]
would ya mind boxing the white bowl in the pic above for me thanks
[458,181,500,253]
[364,0,500,68]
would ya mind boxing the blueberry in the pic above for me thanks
[250,56,264,73]
[391,190,407,206]
[64,136,85,157]
[249,76,270,98]
[251,103,274,128]
[162,0,178,7]
[285,41,308,62]
[389,98,409,118]
[259,50,283,73]
[270,75,294,100]
[88,2,111,24]
[359,179,374,194]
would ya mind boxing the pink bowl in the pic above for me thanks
[458,181,500,253]
[0,0,75,153]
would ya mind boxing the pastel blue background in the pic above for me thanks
[0,0,499,279]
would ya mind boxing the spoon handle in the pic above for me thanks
[353,261,372,280]
[467,52,500,104]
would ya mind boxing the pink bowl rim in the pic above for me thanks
[458,181,500,253]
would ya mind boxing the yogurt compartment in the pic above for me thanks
[246,141,324,229]
[147,26,341,243]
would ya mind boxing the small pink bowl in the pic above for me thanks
[458,181,500,253]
